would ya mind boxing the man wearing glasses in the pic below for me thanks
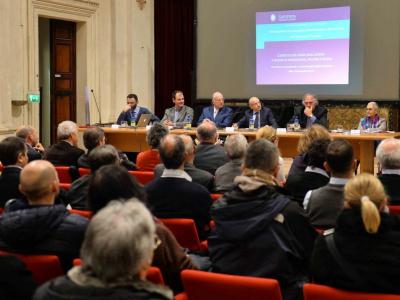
[117,93,159,125]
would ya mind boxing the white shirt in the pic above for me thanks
[161,168,192,182]
[213,107,219,119]
[382,169,400,175]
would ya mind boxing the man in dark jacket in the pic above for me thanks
[16,126,44,161]
[208,139,316,300]
[289,93,328,128]
[237,97,278,128]
[116,93,159,125]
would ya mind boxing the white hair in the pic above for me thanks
[224,134,247,159]
[376,138,400,169]
[57,120,78,140]
[302,93,319,106]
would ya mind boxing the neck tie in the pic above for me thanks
[130,110,137,122]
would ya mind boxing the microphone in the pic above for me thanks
[91,89,102,125]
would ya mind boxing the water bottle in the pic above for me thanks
[294,116,300,131]
[184,115,192,129]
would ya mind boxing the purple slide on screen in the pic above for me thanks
[256,6,351,85]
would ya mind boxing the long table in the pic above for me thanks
[79,127,400,174]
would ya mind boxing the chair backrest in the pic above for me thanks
[78,168,91,177]
[69,209,93,219]
[180,270,282,300]
[0,251,64,284]
[388,205,400,215]
[128,170,154,185]
[55,166,73,183]
[0,163,3,173]
[303,283,400,300]
[210,193,223,201]
[59,183,72,191]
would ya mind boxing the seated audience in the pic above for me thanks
[197,91,232,128]
[215,134,247,192]
[193,121,229,175]
[155,134,214,192]
[284,139,330,205]
[161,90,193,127]
[136,123,169,171]
[256,126,285,185]
[0,136,28,207]
[116,93,159,125]
[209,139,316,300]
[289,93,328,128]
[376,138,400,205]
[88,164,196,292]
[288,124,331,176]
[34,200,173,300]
[358,101,387,131]
[145,134,212,239]
[16,126,44,161]
[305,139,354,228]
[237,97,278,128]
[0,160,88,271]
[44,120,84,166]
[311,173,400,294]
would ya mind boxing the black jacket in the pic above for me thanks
[44,140,85,166]
[378,174,400,205]
[237,107,278,128]
[194,143,229,176]
[0,166,24,207]
[290,105,328,128]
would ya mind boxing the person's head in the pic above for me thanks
[172,90,184,109]
[159,134,185,169]
[126,94,138,110]
[325,139,354,177]
[306,138,330,169]
[180,134,195,163]
[88,144,119,172]
[57,120,78,146]
[244,139,279,176]
[297,124,330,154]
[88,164,146,214]
[344,173,387,234]
[80,199,157,283]
[302,93,318,110]
[196,121,218,143]
[0,136,28,167]
[146,123,169,149]
[83,127,105,152]
[16,126,39,147]
[224,134,247,160]
[19,160,59,204]
[366,101,379,118]
[256,126,278,144]
[248,97,262,113]
[212,92,224,110]
[376,138,400,170]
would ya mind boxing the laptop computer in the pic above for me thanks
[136,114,152,127]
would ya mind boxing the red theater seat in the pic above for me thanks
[129,170,154,185]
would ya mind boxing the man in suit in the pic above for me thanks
[161,90,194,127]
[0,136,28,207]
[16,126,44,162]
[44,120,85,166]
[377,138,400,205]
[116,93,159,125]
[289,93,328,128]
[237,97,278,128]
[197,91,232,128]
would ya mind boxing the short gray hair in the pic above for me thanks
[81,199,156,284]
[57,120,78,140]
[368,101,379,110]
[244,139,279,172]
[146,123,169,149]
[302,93,319,106]
[376,138,400,169]
[180,134,194,156]
[16,126,35,140]
[224,134,247,159]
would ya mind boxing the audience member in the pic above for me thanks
[237,97,278,128]
[214,134,247,192]
[193,121,228,175]
[0,136,28,207]
[284,139,330,205]
[289,93,328,128]
[155,134,214,191]
[209,139,316,300]
[16,125,44,161]
[305,139,354,228]
[0,160,88,270]
[146,134,212,239]
[288,124,331,176]
[88,164,196,292]
[116,93,159,125]
[77,126,105,168]
[197,91,233,128]
[311,173,400,294]
[44,120,84,166]
[358,101,387,131]
[376,138,400,204]
[34,200,173,300]
[161,90,193,127]
[136,123,169,171]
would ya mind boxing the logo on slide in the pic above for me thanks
[270,14,276,22]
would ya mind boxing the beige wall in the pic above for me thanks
[0,0,155,141]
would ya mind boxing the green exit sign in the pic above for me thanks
[27,92,40,103]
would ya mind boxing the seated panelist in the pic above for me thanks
[116,93,159,125]
[161,90,194,127]
[197,91,232,128]
[289,93,328,128]
[237,97,278,128]
[358,101,387,132]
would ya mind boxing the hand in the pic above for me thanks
[163,119,173,126]
[123,104,131,112]
[304,107,313,117]
[34,143,44,153]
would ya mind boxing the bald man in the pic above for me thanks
[16,125,44,162]
[0,160,89,270]
[197,91,233,128]
[237,97,278,128]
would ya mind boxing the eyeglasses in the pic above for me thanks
[154,235,162,250]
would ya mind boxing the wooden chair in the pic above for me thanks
[129,170,154,185]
